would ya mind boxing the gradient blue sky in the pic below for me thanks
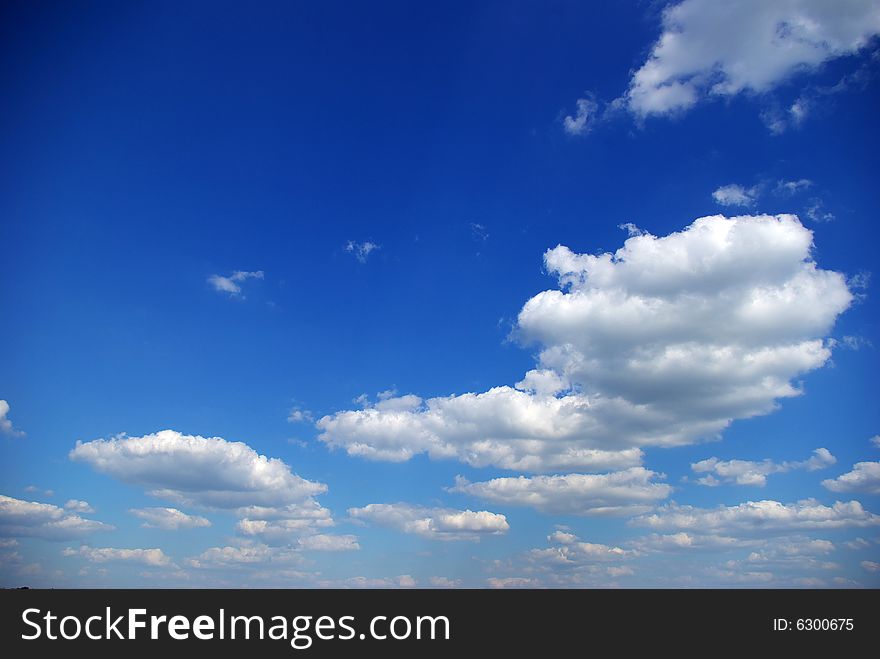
[2,0,879,588]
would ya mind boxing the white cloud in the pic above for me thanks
[563,98,598,136]
[287,407,314,423]
[633,499,880,535]
[235,507,335,544]
[529,531,633,563]
[486,577,542,589]
[491,531,636,587]
[872,435,880,448]
[691,447,836,486]
[0,400,24,437]
[187,543,304,569]
[335,575,417,589]
[822,461,880,495]
[630,532,752,552]
[712,184,759,207]
[345,240,380,263]
[207,270,264,297]
[129,507,212,530]
[70,430,327,510]
[449,468,671,516]
[0,495,112,541]
[776,179,813,195]
[428,576,461,588]
[396,575,417,588]
[63,545,172,567]
[348,503,509,541]
[805,198,835,223]
[862,560,880,572]
[63,499,95,514]
[320,214,852,473]
[738,538,838,571]
[296,534,360,552]
[625,0,880,118]
[319,388,643,472]
[844,537,870,550]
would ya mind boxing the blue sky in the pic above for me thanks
[1,0,879,588]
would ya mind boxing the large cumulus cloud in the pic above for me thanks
[70,430,326,509]
[317,214,852,475]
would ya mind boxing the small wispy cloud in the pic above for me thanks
[24,485,53,497]
[470,223,489,241]
[562,97,598,136]
[345,241,379,263]
[711,184,759,207]
[207,270,265,297]
[775,179,813,195]
[287,406,314,423]
[805,198,835,223]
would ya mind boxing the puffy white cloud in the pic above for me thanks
[450,468,671,516]
[0,495,112,540]
[207,270,264,297]
[345,240,379,263]
[296,534,360,552]
[625,0,880,118]
[63,499,95,513]
[235,518,326,543]
[873,435,880,448]
[348,503,509,541]
[712,184,759,207]
[129,507,212,530]
[528,531,633,564]
[234,499,335,543]
[519,214,850,433]
[0,400,24,437]
[563,98,597,136]
[515,369,569,397]
[633,499,880,535]
[187,543,295,568]
[319,388,643,471]
[320,214,852,473]
[862,560,880,572]
[822,461,880,495]
[70,430,327,510]
[691,447,836,486]
[63,545,172,567]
